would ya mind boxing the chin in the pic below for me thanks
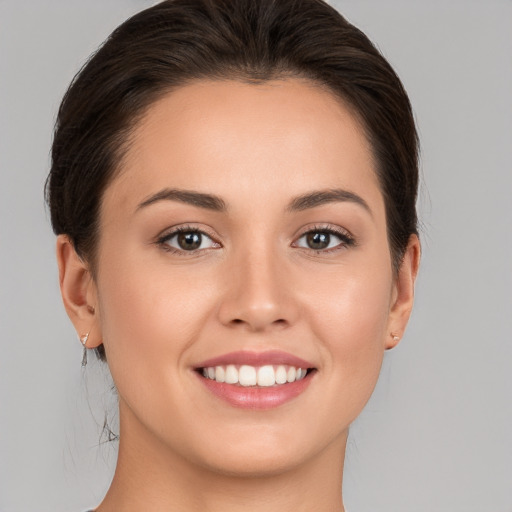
[199,449,308,478]
[182,422,341,479]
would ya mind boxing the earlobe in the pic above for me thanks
[385,234,421,349]
[56,235,102,348]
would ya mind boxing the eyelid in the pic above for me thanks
[297,223,354,238]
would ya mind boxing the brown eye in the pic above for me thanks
[177,231,202,250]
[295,228,354,252]
[306,232,331,250]
[161,229,218,252]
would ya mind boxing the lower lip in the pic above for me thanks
[196,372,314,410]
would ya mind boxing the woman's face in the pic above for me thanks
[84,79,414,475]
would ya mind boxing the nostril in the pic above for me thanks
[232,318,285,324]
[227,318,289,334]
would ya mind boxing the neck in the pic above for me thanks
[96,405,347,512]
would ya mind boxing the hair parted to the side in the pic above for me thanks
[46,0,419,362]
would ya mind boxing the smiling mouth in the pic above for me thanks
[194,352,317,408]
[197,364,315,387]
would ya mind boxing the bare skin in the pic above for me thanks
[57,79,420,512]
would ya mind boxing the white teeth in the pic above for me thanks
[275,365,287,384]
[286,366,296,383]
[257,365,275,387]
[239,365,257,386]
[215,366,225,383]
[201,364,310,386]
[225,364,238,384]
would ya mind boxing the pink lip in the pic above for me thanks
[195,350,315,369]
[194,350,316,410]
[197,372,314,410]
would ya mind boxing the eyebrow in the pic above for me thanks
[286,189,372,216]
[137,188,227,212]
[136,187,371,216]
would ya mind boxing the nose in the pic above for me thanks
[217,245,299,333]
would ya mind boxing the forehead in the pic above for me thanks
[105,78,383,218]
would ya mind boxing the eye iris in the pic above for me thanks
[307,231,330,250]
[177,232,201,250]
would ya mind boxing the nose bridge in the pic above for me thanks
[218,235,297,331]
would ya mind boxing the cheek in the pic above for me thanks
[306,254,392,340]
[95,250,218,385]
[303,258,392,412]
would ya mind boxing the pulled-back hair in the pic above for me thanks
[46,0,419,359]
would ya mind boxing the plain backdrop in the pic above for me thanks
[1,1,511,511]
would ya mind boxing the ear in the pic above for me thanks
[385,234,421,349]
[56,235,102,348]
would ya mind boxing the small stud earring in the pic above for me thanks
[391,333,400,342]
[80,332,89,367]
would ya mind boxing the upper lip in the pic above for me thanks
[195,350,315,369]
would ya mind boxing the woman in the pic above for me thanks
[46,0,420,510]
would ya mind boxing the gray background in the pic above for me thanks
[1,1,511,511]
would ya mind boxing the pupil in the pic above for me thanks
[307,232,330,250]
[178,232,201,250]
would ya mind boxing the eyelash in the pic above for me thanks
[156,224,356,256]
